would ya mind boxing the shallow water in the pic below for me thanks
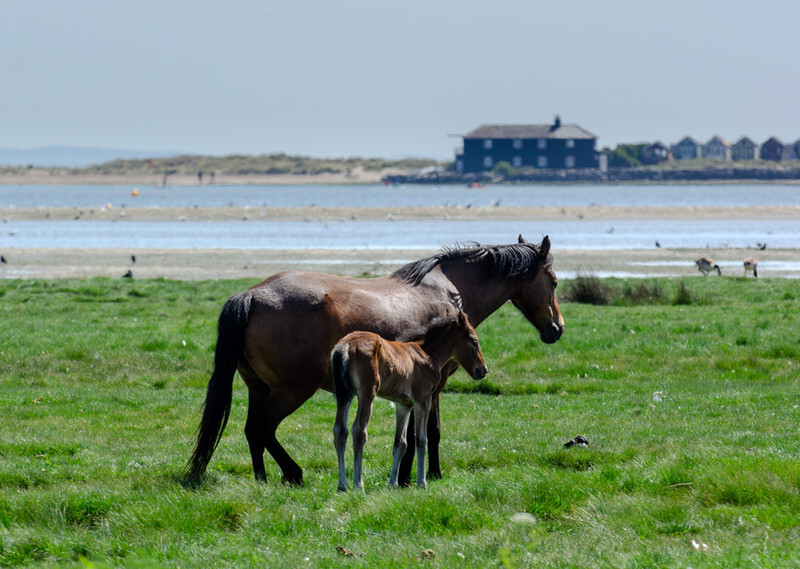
[1,217,795,251]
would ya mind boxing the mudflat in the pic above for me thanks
[0,204,796,279]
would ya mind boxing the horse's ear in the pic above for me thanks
[518,234,527,244]
[539,235,551,257]
[457,311,468,326]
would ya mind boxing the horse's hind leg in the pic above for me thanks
[245,383,308,485]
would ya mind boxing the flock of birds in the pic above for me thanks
[695,255,759,278]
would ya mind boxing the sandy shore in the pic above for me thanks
[1,246,794,281]
[1,205,797,280]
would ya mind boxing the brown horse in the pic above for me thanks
[188,235,564,485]
[332,311,487,491]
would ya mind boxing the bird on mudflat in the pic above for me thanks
[695,257,721,276]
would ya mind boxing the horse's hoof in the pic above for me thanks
[281,473,303,486]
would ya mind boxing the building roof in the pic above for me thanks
[463,123,596,140]
[673,136,701,147]
[732,136,756,147]
[705,135,730,147]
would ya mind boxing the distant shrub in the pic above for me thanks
[673,280,695,305]
[564,272,612,305]
[617,280,665,305]
[492,161,515,177]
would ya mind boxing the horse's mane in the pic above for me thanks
[391,241,547,286]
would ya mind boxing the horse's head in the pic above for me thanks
[510,235,564,344]
[451,311,488,380]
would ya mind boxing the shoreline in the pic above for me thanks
[4,170,800,187]
[2,205,799,222]
[1,246,795,281]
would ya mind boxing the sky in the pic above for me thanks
[2,1,799,161]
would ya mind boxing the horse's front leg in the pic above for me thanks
[426,393,442,480]
[427,360,458,480]
[389,403,412,488]
[333,396,353,492]
[413,398,432,488]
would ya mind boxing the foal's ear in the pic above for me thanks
[457,311,469,327]
[539,235,551,257]
[518,234,527,244]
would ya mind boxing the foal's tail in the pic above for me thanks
[187,291,252,481]
[331,343,354,407]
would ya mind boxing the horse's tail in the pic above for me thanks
[331,343,353,407]
[187,291,252,480]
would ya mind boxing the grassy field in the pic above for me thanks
[1,276,798,568]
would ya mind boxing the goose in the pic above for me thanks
[695,257,721,276]
[744,257,758,278]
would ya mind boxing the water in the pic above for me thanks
[2,182,800,209]
[0,183,798,251]
[1,218,796,251]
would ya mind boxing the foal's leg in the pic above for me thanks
[333,396,353,492]
[413,399,432,489]
[351,394,375,492]
[389,403,412,488]
[397,410,416,487]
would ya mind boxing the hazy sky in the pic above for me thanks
[2,1,798,160]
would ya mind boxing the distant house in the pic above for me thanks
[784,140,800,160]
[761,137,784,161]
[703,136,731,161]
[731,137,759,161]
[454,116,598,173]
[642,141,670,164]
[671,137,702,160]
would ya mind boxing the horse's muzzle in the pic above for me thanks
[472,364,488,380]
[540,321,564,344]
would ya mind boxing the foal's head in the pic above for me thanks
[444,311,487,380]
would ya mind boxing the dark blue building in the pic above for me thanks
[455,116,598,173]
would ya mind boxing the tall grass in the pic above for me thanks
[1,277,798,567]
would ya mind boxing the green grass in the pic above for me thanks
[1,276,799,567]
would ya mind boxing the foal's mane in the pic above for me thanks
[391,241,547,286]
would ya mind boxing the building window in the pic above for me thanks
[483,156,493,168]
[483,139,493,149]
[537,156,547,168]
[566,139,575,149]
[537,139,547,150]
[512,156,522,167]
[513,139,523,150]
[565,155,576,168]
